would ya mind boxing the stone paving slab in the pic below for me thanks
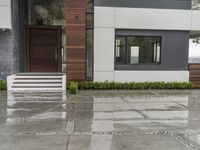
[67,134,188,150]
[0,135,68,150]
[0,120,67,135]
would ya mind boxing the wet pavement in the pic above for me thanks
[1,90,200,149]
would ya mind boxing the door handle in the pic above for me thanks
[55,48,58,61]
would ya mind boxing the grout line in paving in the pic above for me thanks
[121,96,149,119]
[178,103,189,109]
[66,135,70,150]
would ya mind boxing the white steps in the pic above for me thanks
[7,73,66,92]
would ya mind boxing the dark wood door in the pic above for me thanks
[27,26,62,72]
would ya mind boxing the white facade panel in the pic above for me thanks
[94,71,189,82]
[94,7,115,28]
[114,71,189,82]
[94,71,114,82]
[93,6,200,34]
[192,10,200,31]
[115,8,191,30]
[0,0,10,6]
[94,27,115,72]
[0,6,11,29]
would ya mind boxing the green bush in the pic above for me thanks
[0,80,7,90]
[76,81,194,90]
[68,81,78,94]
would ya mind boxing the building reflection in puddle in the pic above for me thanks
[93,95,189,127]
[90,94,190,148]
[3,91,66,125]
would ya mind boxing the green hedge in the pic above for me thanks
[0,80,7,90]
[68,81,194,94]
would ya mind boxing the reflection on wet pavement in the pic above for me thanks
[1,90,200,149]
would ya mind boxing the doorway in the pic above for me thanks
[26,25,62,72]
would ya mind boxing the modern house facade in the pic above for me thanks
[0,0,200,83]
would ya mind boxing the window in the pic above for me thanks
[115,37,126,64]
[29,0,65,26]
[86,0,94,80]
[115,36,161,65]
[87,14,93,28]
[86,0,94,13]
[86,29,93,80]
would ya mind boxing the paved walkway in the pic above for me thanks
[0,90,200,150]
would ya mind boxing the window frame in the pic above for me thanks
[115,35,162,66]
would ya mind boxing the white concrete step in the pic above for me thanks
[7,73,66,92]
[14,76,62,79]
[13,80,62,83]
[10,88,63,91]
[12,84,62,87]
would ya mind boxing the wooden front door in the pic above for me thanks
[27,26,62,72]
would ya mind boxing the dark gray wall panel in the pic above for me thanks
[0,30,14,80]
[18,0,29,72]
[115,30,189,71]
[11,0,28,74]
[95,0,192,10]
[0,0,27,80]
[12,0,20,75]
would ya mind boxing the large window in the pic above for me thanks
[115,36,161,65]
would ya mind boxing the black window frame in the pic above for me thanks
[115,35,162,66]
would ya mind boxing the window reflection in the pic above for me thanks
[130,46,139,64]
[29,0,65,26]
[87,0,94,13]
[116,37,126,64]
[192,0,200,9]
[115,36,161,65]
[87,14,93,28]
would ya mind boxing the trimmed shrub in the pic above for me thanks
[0,80,7,91]
[77,81,194,90]
[68,81,78,94]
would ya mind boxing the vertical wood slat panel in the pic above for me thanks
[66,0,86,81]
[189,64,200,88]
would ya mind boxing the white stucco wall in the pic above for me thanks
[115,8,191,30]
[94,6,191,82]
[0,0,11,29]
[94,70,189,83]
[0,0,10,5]
[95,6,200,31]
[114,71,189,82]
[192,11,200,31]
[94,27,115,72]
